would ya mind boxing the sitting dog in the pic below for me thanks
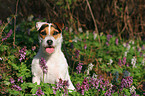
[31,22,75,90]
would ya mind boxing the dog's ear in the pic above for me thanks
[53,23,64,32]
[36,22,48,30]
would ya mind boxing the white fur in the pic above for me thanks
[48,23,52,35]
[36,22,48,30]
[32,22,75,90]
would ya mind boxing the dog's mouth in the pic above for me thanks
[45,46,55,54]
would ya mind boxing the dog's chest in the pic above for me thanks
[43,52,68,83]
[46,52,67,69]
[46,57,64,73]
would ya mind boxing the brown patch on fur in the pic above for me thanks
[39,27,49,39]
[50,27,61,39]
[53,23,64,32]
[53,33,61,39]
[39,25,61,39]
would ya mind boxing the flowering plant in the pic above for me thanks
[0,19,144,96]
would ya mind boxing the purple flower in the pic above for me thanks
[120,76,133,91]
[82,78,89,91]
[2,29,13,41]
[126,42,129,46]
[76,75,113,95]
[100,81,105,90]
[142,45,145,50]
[76,63,83,73]
[137,47,141,52]
[126,64,129,67]
[104,89,112,96]
[126,76,133,86]
[32,46,36,51]
[118,59,122,66]
[65,27,68,31]
[35,87,44,96]
[63,80,69,95]
[76,78,89,95]
[107,34,112,42]
[106,42,109,46]
[70,43,74,49]
[98,89,100,91]
[53,78,69,95]
[10,78,15,84]
[12,85,22,91]
[10,77,23,91]
[89,78,95,88]
[105,34,112,46]
[75,50,80,58]
[131,91,139,96]
[89,77,100,89]
[115,38,119,45]
[118,57,127,66]
[11,85,16,90]
[76,83,81,90]
[18,76,23,83]
[121,78,127,89]
[98,76,109,91]
[40,57,48,74]
[27,29,30,35]
[0,20,2,25]
[122,57,126,65]
[19,46,27,62]
[84,44,87,50]
[16,85,22,91]
[140,52,143,56]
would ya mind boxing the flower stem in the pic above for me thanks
[43,72,44,83]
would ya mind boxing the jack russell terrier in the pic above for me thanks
[31,22,75,90]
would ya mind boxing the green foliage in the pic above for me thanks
[0,17,144,95]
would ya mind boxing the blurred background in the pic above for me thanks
[0,0,145,40]
[0,0,145,95]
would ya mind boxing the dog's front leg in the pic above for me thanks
[32,58,42,85]
[65,70,75,90]
[58,68,75,90]
[32,75,41,85]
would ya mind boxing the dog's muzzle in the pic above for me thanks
[47,40,53,45]
[45,40,55,54]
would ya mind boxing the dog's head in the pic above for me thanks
[36,22,64,54]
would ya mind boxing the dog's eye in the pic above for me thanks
[40,31,46,35]
[53,31,59,35]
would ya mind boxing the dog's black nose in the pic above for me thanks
[47,40,53,45]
